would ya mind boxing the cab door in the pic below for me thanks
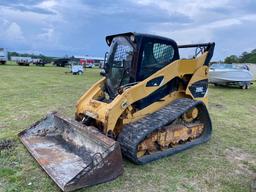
[134,37,180,109]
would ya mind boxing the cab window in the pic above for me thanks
[138,41,175,80]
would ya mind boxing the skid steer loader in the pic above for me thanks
[19,32,215,191]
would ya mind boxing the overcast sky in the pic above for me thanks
[0,0,256,60]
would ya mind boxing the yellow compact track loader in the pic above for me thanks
[19,32,215,191]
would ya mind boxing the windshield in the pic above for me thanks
[105,36,134,96]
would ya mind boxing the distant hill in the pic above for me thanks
[224,49,256,64]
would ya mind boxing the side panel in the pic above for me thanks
[75,52,210,134]
[185,65,209,105]
[105,52,209,132]
[76,78,106,121]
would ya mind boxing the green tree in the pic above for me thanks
[224,49,256,64]
[245,54,256,63]
[251,49,256,54]
[224,55,239,63]
[239,51,250,63]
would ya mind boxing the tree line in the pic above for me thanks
[224,49,256,64]
[8,52,55,63]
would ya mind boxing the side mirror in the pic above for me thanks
[100,69,106,76]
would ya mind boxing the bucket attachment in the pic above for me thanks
[18,112,123,192]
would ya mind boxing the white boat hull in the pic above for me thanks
[209,68,253,86]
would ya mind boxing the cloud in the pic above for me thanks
[5,22,25,41]
[36,0,57,11]
[132,0,256,59]
[0,0,256,59]
[150,17,244,44]
[37,27,54,40]
[0,0,91,54]
[131,0,232,19]
[0,19,25,42]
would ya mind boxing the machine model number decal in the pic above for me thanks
[195,87,204,93]
[189,79,208,98]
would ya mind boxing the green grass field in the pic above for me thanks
[0,63,255,192]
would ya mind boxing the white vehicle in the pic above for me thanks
[71,65,84,75]
[0,48,7,64]
[32,58,41,63]
[209,63,253,89]
[87,63,95,68]
[67,59,84,75]
[11,56,32,66]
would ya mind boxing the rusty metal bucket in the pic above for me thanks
[18,112,123,192]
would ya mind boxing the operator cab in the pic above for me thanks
[104,32,180,98]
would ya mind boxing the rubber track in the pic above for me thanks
[117,98,212,164]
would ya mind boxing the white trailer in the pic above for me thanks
[11,56,32,66]
[32,58,41,63]
[0,48,7,64]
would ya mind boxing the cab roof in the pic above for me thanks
[105,32,177,46]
